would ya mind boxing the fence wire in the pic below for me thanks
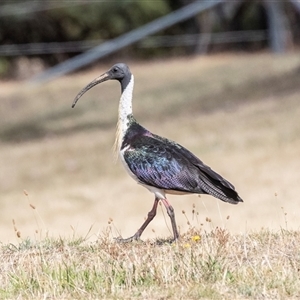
[0,30,267,56]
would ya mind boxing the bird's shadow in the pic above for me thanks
[114,236,176,246]
[152,238,176,245]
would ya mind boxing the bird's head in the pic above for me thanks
[72,63,131,108]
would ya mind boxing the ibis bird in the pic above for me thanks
[72,63,243,242]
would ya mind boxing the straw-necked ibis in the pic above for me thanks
[72,63,243,242]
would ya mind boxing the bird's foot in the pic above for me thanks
[114,234,141,243]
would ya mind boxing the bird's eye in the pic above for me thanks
[113,67,119,72]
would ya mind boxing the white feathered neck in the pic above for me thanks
[113,74,134,159]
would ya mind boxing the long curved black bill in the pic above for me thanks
[72,72,110,108]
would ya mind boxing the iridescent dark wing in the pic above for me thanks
[123,133,242,204]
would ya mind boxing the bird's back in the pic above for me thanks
[121,119,243,204]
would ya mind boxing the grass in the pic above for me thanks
[0,52,300,298]
[1,227,300,299]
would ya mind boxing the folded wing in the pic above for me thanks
[123,134,243,204]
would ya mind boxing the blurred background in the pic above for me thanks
[1,0,300,243]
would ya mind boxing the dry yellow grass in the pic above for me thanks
[0,53,300,244]
[1,227,299,299]
[1,52,300,298]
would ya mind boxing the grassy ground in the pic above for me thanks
[1,227,300,299]
[1,53,300,298]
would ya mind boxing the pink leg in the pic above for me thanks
[116,197,160,242]
[161,198,179,241]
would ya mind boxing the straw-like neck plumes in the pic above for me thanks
[113,74,134,158]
